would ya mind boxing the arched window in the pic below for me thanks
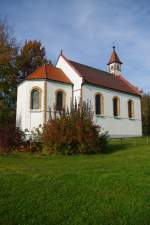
[31,89,41,109]
[56,90,65,111]
[95,93,104,115]
[128,100,134,118]
[113,97,120,117]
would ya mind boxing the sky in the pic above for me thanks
[1,0,150,92]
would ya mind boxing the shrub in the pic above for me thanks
[30,126,43,152]
[0,122,25,153]
[42,102,108,155]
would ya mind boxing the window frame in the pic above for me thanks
[113,96,120,118]
[30,87,42,111]
[128,99,134,119]
[95,93,104,116]
[55,89,66,112]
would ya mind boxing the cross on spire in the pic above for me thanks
[113,45,115,51]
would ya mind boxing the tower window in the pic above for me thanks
[128,100,134,118]
[113,97,120,117]
[95,93,104,115]
[31,89,41,110]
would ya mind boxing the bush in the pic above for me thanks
[0,122,24,153]
[17,127,43,153]
[30,126,43,152]
[42,102,108,155]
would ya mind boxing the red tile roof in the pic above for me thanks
[107,47,123,65]
[26,64,72,85]
[68,59,141,96]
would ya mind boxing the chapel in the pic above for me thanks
[16,47,142,137]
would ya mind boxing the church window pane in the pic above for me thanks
[95,93,104,115]
[31,89,40,109]
[128,100,134,118]
[56,91,63,111]
[113,97,120,117]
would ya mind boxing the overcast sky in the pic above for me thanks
[1,0,150,92]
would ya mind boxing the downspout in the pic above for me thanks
[81,76,84,105]
[71,84,74,110]
[43,65,47,124]
[140,95,143,136]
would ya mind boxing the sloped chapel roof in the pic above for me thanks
[66,58,141,96]
[107,46,123,65]
[26,64,72,84]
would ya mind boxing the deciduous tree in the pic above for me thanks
[0,17,18,124]
[141,93,150,135]
[17,40,51,80]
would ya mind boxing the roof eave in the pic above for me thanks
[83,80,141,97]
[25,77,73,85]
[107,60,123,65]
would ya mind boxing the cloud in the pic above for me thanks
[1,0,150,91]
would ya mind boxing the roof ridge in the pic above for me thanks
[69,59,113,76]
[25,64,45,79]
[25,64,72,85]
[44,64,47,78]
[68,59,140,96]
[44,64,51,79]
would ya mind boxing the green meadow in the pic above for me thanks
[0,140,150,225]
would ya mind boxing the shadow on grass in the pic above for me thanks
[104,143,130,154]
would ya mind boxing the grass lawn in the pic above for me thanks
[0,144,150,225]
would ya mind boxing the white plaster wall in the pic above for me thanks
[82,84,142,137]
[56,55,82,103]
[16,71,142,137]
[16,80,44,132]
[46,81,73,120]
[16,79,73,132]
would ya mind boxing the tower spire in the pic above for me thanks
[107,46,123,76]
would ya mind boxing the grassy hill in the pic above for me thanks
[0,145,150,225]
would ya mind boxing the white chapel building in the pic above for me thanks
[16,47,142,137]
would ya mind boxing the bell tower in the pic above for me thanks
[107,46,123,76]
